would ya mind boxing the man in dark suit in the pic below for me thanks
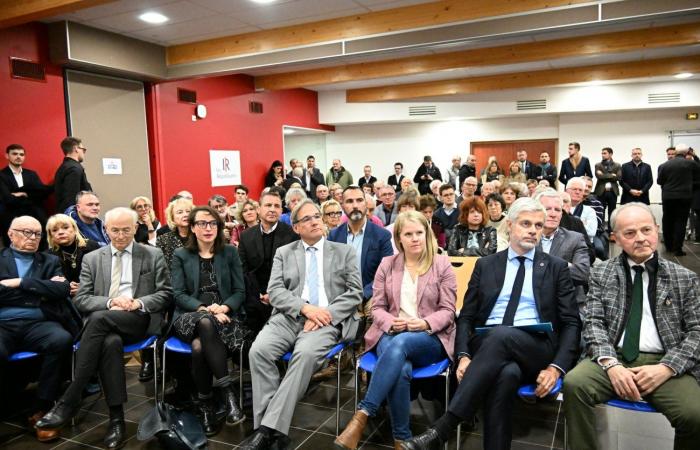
[401,197,581,450]
[387,162,406,193]
[1,145,52,247]
[516,149,536,180]
[413,155,442,195]
[282,167,306,192]
[620,147,653,205]
[0,216,76,442]
[657,144,698,256]
[533,151,558,188]
[303,155,325,200]
[458,154,477,188]
[54,137,92,214]
[358,165,378,188]
[593,147,622,226]
[36,207,171,449]
[238,190,298,336]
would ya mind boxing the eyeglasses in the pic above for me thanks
[134,204,151,210]
[194,220,218,229]
[109,228,134,236]
[324,211,342,218]
[78,146,87,152]
[295,213,322,224]
[12,229,42,239]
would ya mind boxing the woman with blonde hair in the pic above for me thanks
[129,196,160,245]
[335,210,456,449]
[230,199,259,246]
[156,196,193,269]
[505,160,527,185]
[46,213,100,296]
[321,199,343,235]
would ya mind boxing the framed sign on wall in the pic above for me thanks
[210,150,241,187]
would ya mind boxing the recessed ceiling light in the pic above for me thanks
[585,80,604,86]
[139,12,169,24]
[250,0,277,4]
[674,72,693,79]
[283,128,295,135]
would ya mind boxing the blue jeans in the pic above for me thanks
[358,332,445,440]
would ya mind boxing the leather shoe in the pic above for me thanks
[138,361,154,382]
[198,398,221,436]
[239,429,276,450]
[334,411,368,449]
[400,428,442,450]
[221,386,245,425]
[103,418,126,449]
[28,411,45,428]
[35,401,79,429]
[36,427,60,442]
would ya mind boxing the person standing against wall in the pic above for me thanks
[593,147,622,230]
[54,137,91,214]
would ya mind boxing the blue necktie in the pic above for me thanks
[307,246,319,305]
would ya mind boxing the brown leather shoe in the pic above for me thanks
[36,427,60,442]
[28,411,44,428]
[394,441,404,450]
[334,411,368,450]
[312,363,338,382]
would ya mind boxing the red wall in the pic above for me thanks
[0,23,67,190]
[146,75,332,214]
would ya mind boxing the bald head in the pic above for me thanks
[8,216,42,252]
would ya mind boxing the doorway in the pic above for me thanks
[470,139,558,178]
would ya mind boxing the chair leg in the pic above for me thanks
[70,350,76,426]
[336,349,343,436]
[563,417,568,450]
[239,344,244,410]
[444,369,450,450]
[161,345,167,401]
[456,424,461,450]
[152,344,158,406]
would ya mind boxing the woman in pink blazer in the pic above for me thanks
[336,211,457,450]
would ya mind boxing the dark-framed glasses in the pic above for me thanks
[194,220,218,229]
[12,229,42,239]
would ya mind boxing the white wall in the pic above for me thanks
[283,133,328,173]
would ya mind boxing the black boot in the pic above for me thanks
[197,396,221,437]
[221,385,245,425]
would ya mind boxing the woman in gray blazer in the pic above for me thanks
[171,206,250,436]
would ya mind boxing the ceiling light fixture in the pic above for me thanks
[139,12,169,24]
[674,72,693,79]
[250,0,278,4]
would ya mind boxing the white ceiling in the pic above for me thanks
[45,0,436,46]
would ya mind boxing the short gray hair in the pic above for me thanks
[292,167,304,177]
[507,197,546,222]
[566,177,586,189]
[104,207,138,225]
[285,187,307,204]
[291,199,321,224]
[610,202,657,232]
[675,143,689,155]
[534,188,563,207]
[76,190,98,204]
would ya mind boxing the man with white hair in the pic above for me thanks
[36,207,172,449]
[445,155,462,191]
[566,178,598,241]
[283,166,306,191]
[657,143,699,256]
[402,197,581,450]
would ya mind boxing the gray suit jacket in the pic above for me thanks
[539,227,590,305]
[267,239,362,341]
[75,242,173,335]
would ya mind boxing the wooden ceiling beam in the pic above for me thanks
[0,0,113,28]
[257,22,700,91]
[345,55,700,102]
[166,0,591,66]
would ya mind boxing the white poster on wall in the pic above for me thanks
[102,158,122,175]
[210,150,241,187]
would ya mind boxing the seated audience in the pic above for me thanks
[36,207,171,450]
[230,199,259,246]
[559,192,596,264]
[335,211,457,449]
[0,217,75,443]
[279,188,307,226]
[171,206,250,435]
[208,194,236,241]
[66,191,109,246]
[387,192,420,253]
[480,181,495,199]
[481,160,504,185]
[401,198,580,450]
[361,182,374,197]
[331,184,344,203]
[315,184,330,204]
[130,196,160,245]
[434,184,459,240]
[240,200,362,449]
[457,177,478,205]
[228,185,249,218]
[526,179,538,197]
[504,160,527,185]
[46,213,100,295]
[563,203,700,450]
[321,199,343,235]
[485,193,509,252]
[264,160,285,188]
[399,177,414,194]
[375,185,399,227]
[447,197,497,257]
[283,167,306,192]
[420,195,446,249]
[566,178,598,240]
[429,179,443,204]
[364,194,384,227]
[500,183,524,212]
[156,197,193,269]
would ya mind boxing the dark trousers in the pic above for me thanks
[599,191,617,227]
[62,310,149,407]
[0,319,73,402]
[662,198,692,252]
[448,327,554,450]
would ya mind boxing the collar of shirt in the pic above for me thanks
[302,236,324,253]
[346,219,367,237]
[10,166,22,175]
[261,222,279,235]
[541,228,558,242]
[625,252,656,275]
[110,241,134,256]
[507,246,536,263]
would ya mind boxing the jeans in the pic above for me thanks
[358,332,445,440]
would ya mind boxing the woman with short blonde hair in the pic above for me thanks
[46,214,100,295]
[129,196,160,245]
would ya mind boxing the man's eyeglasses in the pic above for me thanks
[78,146,87,152]
[295,213,322,224]
[109,228,134,236]
[194,220,218,229]
[324,211,342,218]
[12,229,42,239]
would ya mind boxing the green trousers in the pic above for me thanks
[563,354,700,450]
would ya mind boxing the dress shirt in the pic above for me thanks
[573,203,597,239]
[261,222,279,235]
[346,220,366,275]
[540,229,558,254]
[106,241,134,308]
[300,238,329,308]
[486,247,539,326]
[11,167,23,188]
[399,268,418,319]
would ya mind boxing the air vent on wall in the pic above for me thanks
[10,57,45,81]
[177,88,197,104]
[249,101,263,114]
[516,99,546,111]
[408,105,436,116]
[648,92,680,104]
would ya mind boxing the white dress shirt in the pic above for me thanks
[11,167,23,188]
[399,269,418,319]
[300,238,329,308]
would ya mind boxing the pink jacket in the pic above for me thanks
[364,253,457,359]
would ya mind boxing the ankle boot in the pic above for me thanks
[334,411,368,450]
[221,385,245,425]
[197,397,221,436]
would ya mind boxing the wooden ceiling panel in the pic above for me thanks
[0,0,113,28]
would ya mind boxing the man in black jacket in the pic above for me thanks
[238,190,298,336]
[303,155,325,200]
[658,144,698,256]
[534,151,558,189]
[0,216,75,442]
[401,198,581,450]
[620,147,653,205]
[54,137,92,214]
[458,154,477,188]
[387,162,406,193]
[413,155,442,195]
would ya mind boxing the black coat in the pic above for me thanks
[54,158,92,213]
[559,157,593,187]
[358,176,377,188]
[237,223,298,295]
[303,168,325,199]
[658,155,698,200]
[533,164,558,189]
[413,164,442,195]
[620,161,653,205]
[458,164,476,187]
[0,166,52,221]
[387,174,406,192]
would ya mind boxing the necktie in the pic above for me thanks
[502,256,526,326]
[622,266,645,362]
[108,251,123,299]
[307,246,319,305]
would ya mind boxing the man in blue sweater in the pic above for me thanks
[66,191,109,246]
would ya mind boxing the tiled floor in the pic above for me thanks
[2,241,698,450]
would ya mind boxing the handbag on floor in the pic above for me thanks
[138,399,208,450]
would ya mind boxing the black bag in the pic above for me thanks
[138,400,207,450]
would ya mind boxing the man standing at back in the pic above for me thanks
[516,150,536,180]
[414,155,442,195]
[304,155,325,200]
[620,147,653,205]
[54,137,91,214]
[594,147,622,228]
[459,155,477,188]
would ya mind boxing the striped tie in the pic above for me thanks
[108,251,123,299]
[307,246,319,305]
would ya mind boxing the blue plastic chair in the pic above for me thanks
[8,351,40,362]
[354,351,451,450]
[281,341,354,435]
[605,398,657,413]
[161,336,245,410]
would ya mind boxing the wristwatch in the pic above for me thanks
[599,358,620,371]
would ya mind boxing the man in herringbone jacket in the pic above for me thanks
[563,203,700,450]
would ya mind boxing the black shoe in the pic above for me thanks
[34,401,79,430]
[138,361,154,382]
[103,418,126,449]
[221,386,245,425]
[198,398,221,437]
[400,428,442,450]
[239,428,276,450]
[675,250,687,256]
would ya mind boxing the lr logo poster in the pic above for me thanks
[210,150,241,187]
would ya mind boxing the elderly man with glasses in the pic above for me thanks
[240,199,362,450]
